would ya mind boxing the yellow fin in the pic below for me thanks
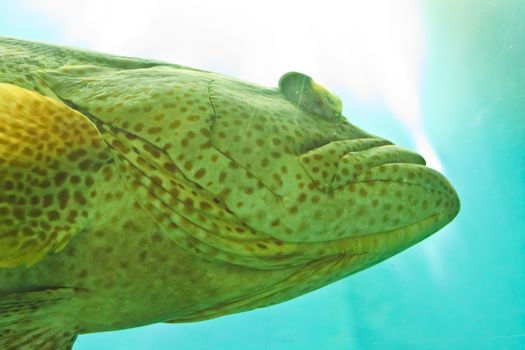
[0,83,112,267]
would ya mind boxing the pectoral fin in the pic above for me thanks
[0,83,112,267]
[0,288,78,350]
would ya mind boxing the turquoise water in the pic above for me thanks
[1,1,524,349]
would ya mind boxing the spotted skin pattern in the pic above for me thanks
[0,37,460,349]
[0,84,112,268]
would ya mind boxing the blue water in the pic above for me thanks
[1,1,524,349]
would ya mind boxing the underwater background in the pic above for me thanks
[0,0,523,349]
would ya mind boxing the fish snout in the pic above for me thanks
[286,139,459,247]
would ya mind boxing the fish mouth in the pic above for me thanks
[301,137,458,199]
[341,162,460,240]
[267,160,460,262]
[295,139,460,246]
[353,163,459,199]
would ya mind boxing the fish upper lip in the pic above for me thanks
[326,143,427,191]
[340,145,426,177]
[301,137,393,155]
[300,138,424,192]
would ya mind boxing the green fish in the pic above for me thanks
[0,37,459,349]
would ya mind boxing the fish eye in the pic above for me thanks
[278,71,343,118]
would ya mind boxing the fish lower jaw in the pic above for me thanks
[333,181,459,258]
[341,211,452,259]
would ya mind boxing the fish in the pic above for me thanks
[0,37,460,349]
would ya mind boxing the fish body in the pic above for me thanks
[0,37,460,349]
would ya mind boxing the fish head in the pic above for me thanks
[196,71,460,262]
[41,65,459,268]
